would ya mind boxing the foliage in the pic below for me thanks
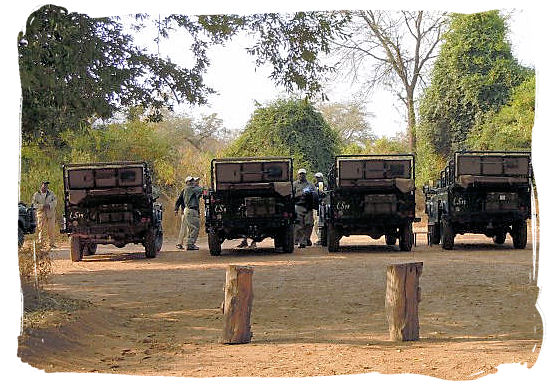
[338,130,408,155]
[19,112,227,236]
[19,5,349,145]
[467,74,535,150]
[18,243,52,288]
[318,101,375,145]
[332,10,447,151]
[242,12,350,99]
[18,5,218,144]
[418,10,527,159]
[225,99,340,175]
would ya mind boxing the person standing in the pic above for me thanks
[31,181,57,248]
[313,172,326,246]
[174,177,192,250]
[293,168,315,248]
[182,176,203,250]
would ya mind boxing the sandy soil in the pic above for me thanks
[18,231,542,380]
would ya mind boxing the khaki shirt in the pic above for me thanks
[32,190,57,219]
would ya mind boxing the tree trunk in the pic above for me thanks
[220,265,254,344]
[385,262,423,341]
[406,92,417,153]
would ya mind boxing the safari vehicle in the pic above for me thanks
[204,157,295,256]
[322,154,419,252]
[423,151,532,250]
[61,162,163,261]
[18,202,36,248]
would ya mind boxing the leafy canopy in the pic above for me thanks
[18,5,348,145]
[418,10,527,158]
[225,99,340,175]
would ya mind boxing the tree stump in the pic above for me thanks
[220,265,254,344]
[385,262,423,341]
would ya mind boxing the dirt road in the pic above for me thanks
[18,232,542,380]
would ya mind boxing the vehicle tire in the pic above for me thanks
[155,230,163,253]
[144,229,159,258]
[87,243,97,255]
[69,235,83,262]
[399,222,413,252]
[319,226,327,247]
[429,224,441,245]
[282,226,294,253]
[208,231,222,256]
[441,218,455,250]
[492,232,506,245]
[327,223,339,252]
[385,234,397,246]
[512,220,527,249]
[18,226,24,248]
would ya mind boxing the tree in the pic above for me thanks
[18,5,219,143]
[418,11,528,158]
[332,10,447,152]
[467,73,535,151]
[318,101,375,145]
[225,99,340,175]
[18,5,348,144]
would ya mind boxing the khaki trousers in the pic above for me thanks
[295,205,313,246]
[177,213,187,245]
[36,211,56,246]
[184,207,200,246]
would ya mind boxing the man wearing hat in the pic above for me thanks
[293,168,315,248]
[31,181,58,248]
[175,176,203,250]
[313,172,326,246]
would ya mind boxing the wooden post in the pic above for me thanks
[385,262,423,341]
[220,265,254,344]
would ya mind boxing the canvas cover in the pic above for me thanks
[214,160,292,194]
[456,154,530,177]
[338,159,412,180]
[455,154,530,188]
[67,166,144,189]
[337,158,413,192]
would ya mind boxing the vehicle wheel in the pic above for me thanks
[208,231,222,256]
[319,226,327,247]
[18,226,24,248]
[144,229,159,258]
[69,235,83,262]
[155,230,163,253]
[282,226,294,253]
[399,222,413,252]
[492,232,506,245]
[441,218,455,250]
[87,243,97,255]
[512,220,527,249]
[385,234,397,246]
[327,223,339,252]
[429,224,441,245]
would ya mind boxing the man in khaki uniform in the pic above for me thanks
[293,169,315,248]
[32,181,57,248]
[174,177,192,249]
[175,176,203,251]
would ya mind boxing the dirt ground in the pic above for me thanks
[18,230,542,380]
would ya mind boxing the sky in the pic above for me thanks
[3,1,550,384]
[131,8,537,139]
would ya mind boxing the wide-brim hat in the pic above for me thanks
[297,168,307,174]
[314,172,323,178]
[184,176,195,182]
